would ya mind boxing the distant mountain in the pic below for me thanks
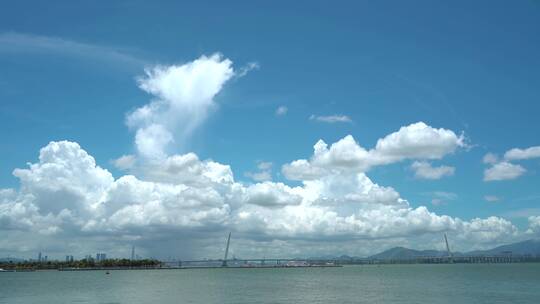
[304,254,361,261]
[467,239,540,256]
[369,247,448,260]
[369,239,540,260]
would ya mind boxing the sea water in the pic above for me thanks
[1,264,539,304]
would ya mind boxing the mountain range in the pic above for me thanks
[368,239,540,260]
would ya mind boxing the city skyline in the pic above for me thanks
[1,0,540,260]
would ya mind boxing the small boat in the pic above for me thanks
[105,271,110,275]
[0,268,15,272]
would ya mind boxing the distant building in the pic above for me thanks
[96,253,107,262]
[65,255,74,262]
[38,252,42,262]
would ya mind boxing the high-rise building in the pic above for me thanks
[131,246,135,261]
[38,252,42,262]
[96,253,107,262]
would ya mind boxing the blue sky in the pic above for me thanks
[1,1,540,258]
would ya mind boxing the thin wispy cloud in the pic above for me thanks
[111,155,136,171]
[309,114,352,123]
[423,191,458,206]
[275,106,288,116]
[245,161,273,182]
[236,61,260,78]
[0,32,147,67]
[513,194,540,202]
[484,195,501,202]
[411,161,455,180]
[482,153,498,164]
[503,208,540,219]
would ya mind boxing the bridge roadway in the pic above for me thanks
[349,255,536,264]
[161,258,339,267]
[161,255,539,266]
[171,259,319,263]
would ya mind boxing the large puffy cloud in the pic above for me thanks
[90,175,231,232]
[233,204,458,240]
[3,142,237,240]
[372,122,465,163]
[139,152,235,187]
[283,122,464,181]
[457,217,518,245]
[0,137,522,258]
[126,54,235,159]
[12,141,113,216]
[303,173,405,207]
[527,216,540,235]
[0,189,38,231]
[242,182,302,208]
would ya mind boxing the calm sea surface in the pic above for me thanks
[1,264,539,304]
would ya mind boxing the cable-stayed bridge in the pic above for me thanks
[159,233,538,268]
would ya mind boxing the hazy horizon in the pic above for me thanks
[1,0,540,261]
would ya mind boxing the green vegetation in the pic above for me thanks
[0,258,161,270]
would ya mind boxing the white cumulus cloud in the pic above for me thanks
[245,161,273,182]
[0,137,521,257]
[482,145,539,182]
[484,162,526,181]
[504,146,540,161]
[12,141,113,216]
[283,122,465,181]
[126,54,235,159]
[527,216,540,235]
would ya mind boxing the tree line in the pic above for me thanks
[0,258,161,270]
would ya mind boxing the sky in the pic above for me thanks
[1,0,540,260]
